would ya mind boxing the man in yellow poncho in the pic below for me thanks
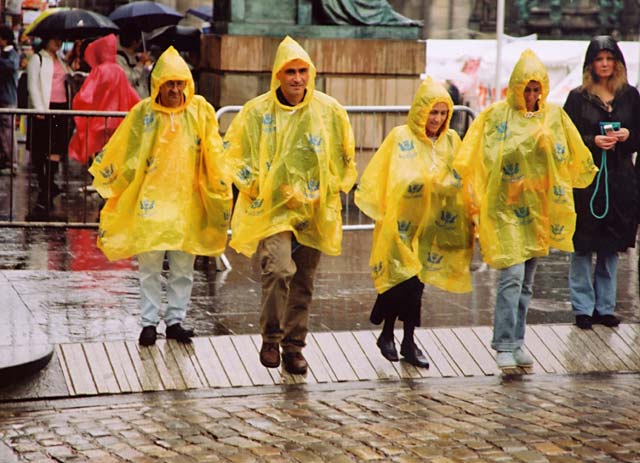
[453,50,597,372]
[355,77,474,368]
[225,36,357,375]
[89,47,232,347]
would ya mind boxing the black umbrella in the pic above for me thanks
[186,5,213,22]
[109,1,183,33]
[26,9,119,40]
[146,25,200,52]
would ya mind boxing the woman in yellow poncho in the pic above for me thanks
[355,77,474,368]
[89,47,232,346]
[453,50,597,371]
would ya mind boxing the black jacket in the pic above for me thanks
[564,84,640,252]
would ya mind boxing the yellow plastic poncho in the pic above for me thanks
[355,77,474,294]
[89,46,232,261]
[225,36,357,257]
[453,49,597,269]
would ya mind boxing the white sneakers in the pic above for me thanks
[496,347,533,368]
[513,347,534,366]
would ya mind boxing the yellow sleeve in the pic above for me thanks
[354,129,395,221]
[88,103,143,199]
[334,105,357,193]
[453,111,488,211]
[224,104,260,199]
[561,109,598,189]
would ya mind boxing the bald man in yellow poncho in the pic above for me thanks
[225,37,357,375]
[89,47,232,347]
[454,50,597,372]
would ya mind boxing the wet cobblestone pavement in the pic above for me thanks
[1,374,640,463]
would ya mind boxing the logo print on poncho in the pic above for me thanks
[371,261,383,276]
[397,220,412,242]
[248,198,264,215]
[139,199,155,217]
[495,122,508,141]
[424,252,444,271]
[552,185,567,204]
[554,143,566,162]
[550,224,565,240]
[237,166,251,182]
[262,114,275,133]
[513,206,532,224]
[398,140,417,159]
[294,220,309,231]
[451,168,462,188]
[404,183,424,198]
[143,112,155,130]
[502,162,523,182]
[305,179,320,200]
[223,140,230,150]
[307,134,322,153]
[436,210,457,230]
[95,149,105,163]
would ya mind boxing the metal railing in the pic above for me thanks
[0,105,476,228]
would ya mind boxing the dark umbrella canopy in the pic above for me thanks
[146,25,200,52]
[27,9,119,40]
[186,5,213,22]
[109,1,183,33]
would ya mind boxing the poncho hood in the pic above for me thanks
[583,35,625,70]
[407,76,453,143]
[506,49,549,113]
[270,36,316,111]
[150,46,194,114]
[84,34,117,69]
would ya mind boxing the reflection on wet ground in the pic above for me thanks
[1,227,639,345]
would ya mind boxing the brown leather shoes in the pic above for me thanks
[260,342,280,368]
[282,351,308,375]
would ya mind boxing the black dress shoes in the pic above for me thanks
[575,314,593,330]
[376,334,399,362]
[400,342,430,369]
[592,311,620,327]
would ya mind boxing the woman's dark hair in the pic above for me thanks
[0,26,15,48]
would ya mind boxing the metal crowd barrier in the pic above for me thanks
[0,105,475,228]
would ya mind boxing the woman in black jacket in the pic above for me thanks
[563,35,640,330]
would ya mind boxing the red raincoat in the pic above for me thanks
[68,34,140,164]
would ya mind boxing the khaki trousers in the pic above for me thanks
[257,231,321,353]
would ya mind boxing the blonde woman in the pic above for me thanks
[564,36,640,330]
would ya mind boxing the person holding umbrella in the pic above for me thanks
[116,29,151,99]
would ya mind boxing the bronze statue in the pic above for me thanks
[316,0,422,26]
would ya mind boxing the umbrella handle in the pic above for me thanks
[141,31,146,52]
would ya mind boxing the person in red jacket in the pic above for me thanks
[68,34,140,165]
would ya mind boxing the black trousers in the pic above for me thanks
[370,276,424,327]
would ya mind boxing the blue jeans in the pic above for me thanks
[569,251,618,316]
[491,258,538,352]
[138,250,196,328]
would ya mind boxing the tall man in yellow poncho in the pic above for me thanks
[225,36,357,375]
[454,50,597,372]
[89,47,232,347]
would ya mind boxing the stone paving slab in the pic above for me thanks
[0,282,53,387]
[1,373,640,462]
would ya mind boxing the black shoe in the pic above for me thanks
[376,334,399,362]
[575,314,593,330]
[166,323,194,343]
[593,312,620,327]
[400,342,430,369]
[139,326,157,346]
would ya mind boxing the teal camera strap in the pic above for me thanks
[589,149,609,219]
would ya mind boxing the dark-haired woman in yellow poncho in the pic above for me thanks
[355,77,474,368]
[454,50,597,373]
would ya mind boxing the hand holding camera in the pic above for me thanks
[596,121,627,150]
